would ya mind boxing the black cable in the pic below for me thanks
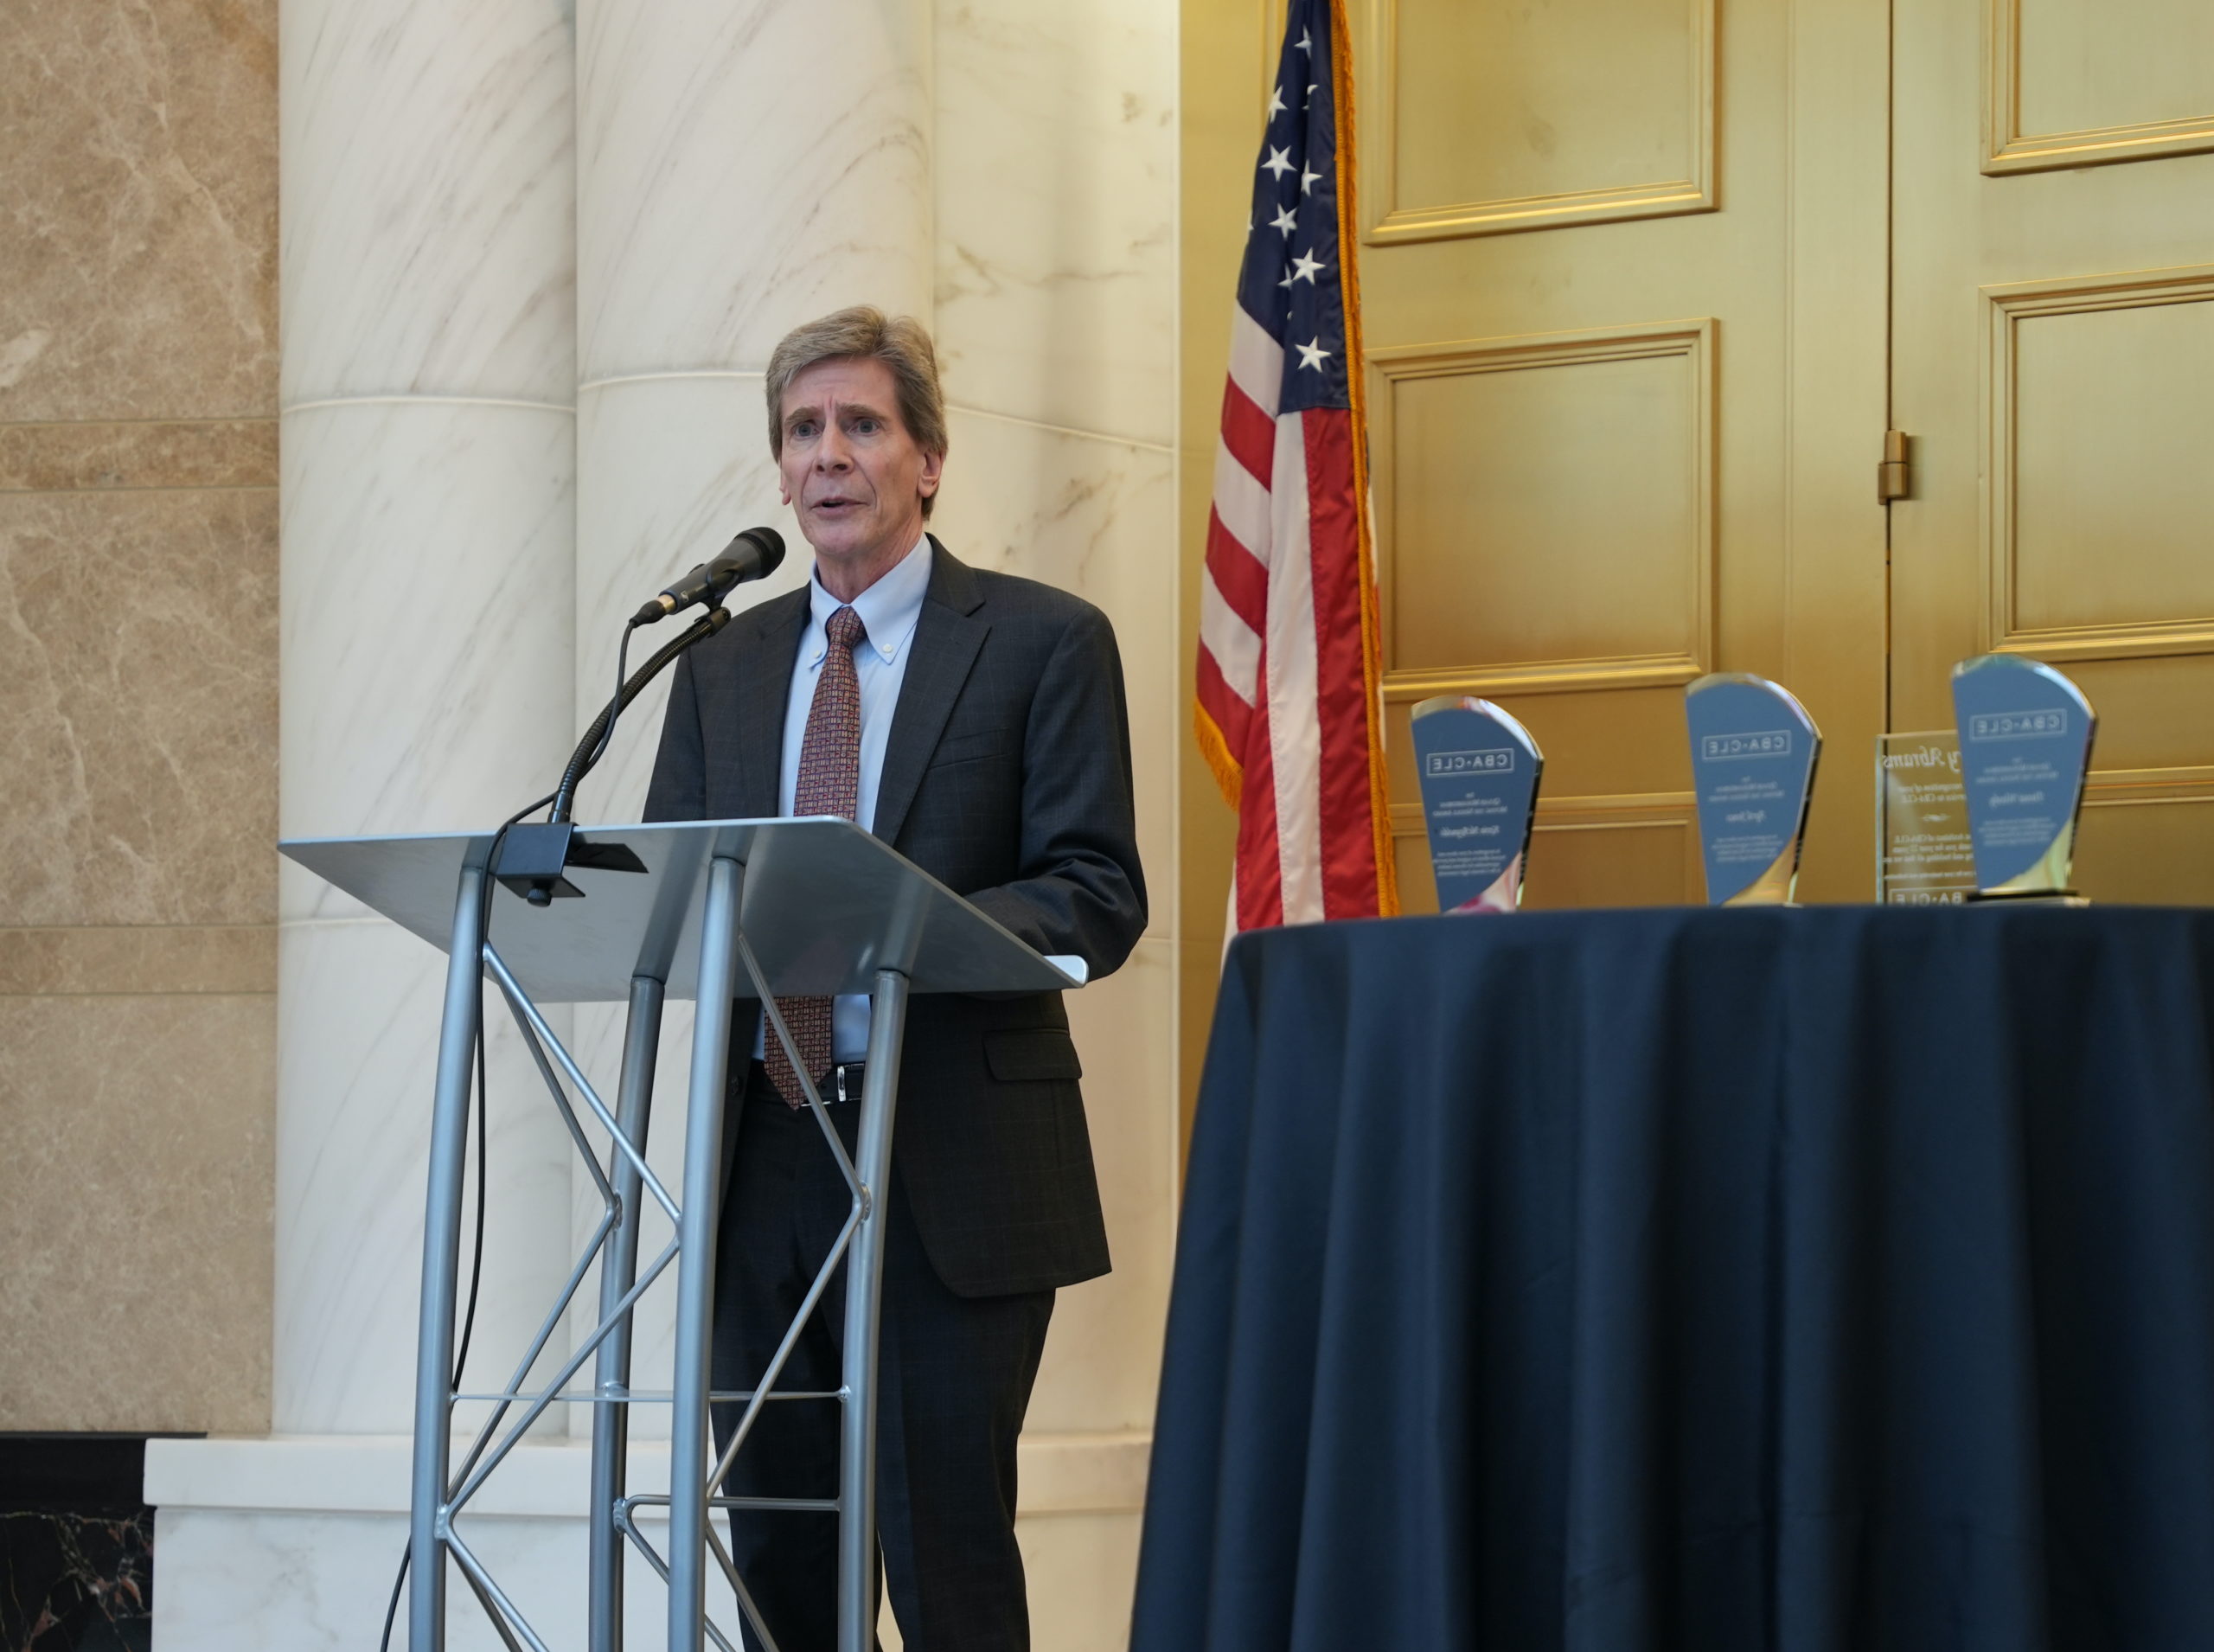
[454,1002,490,1386]
[380,822,509,1652]
[551,618,641,824]
[378,1544,407,1652]
[551,607,727,823]
[584,621,637,782]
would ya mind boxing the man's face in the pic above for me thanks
[776,356,942,579]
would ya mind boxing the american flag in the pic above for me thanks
[1194,0,1397,933]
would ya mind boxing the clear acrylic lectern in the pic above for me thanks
[280,817,1084,1652]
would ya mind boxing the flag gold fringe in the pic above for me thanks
[1194,701,1245,811]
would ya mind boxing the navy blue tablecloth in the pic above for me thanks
[1131,906,2214,1652]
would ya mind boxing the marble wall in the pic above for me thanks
[0,0,280,1435]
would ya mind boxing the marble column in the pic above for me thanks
[568,0,933,1429]
[273,0,578,1436]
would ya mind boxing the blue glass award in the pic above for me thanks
[1948,654,2096,900]
[1685,674,1822,905]
[1410,695,1544,912]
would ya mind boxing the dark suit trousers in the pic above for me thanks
[711,1066,1054,1652]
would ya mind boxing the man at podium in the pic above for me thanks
[643,305,1148,1650]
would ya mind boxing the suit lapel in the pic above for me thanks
[873,539,988,846]
[733,588,809,820]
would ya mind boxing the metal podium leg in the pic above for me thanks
[838,968,911,1652]
[588,974,665,1652]
[669,855,744,1651]
[410,860,490,1652]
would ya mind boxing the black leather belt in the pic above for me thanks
[745,1059,866,1104]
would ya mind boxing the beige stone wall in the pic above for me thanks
[0,0,279,1434]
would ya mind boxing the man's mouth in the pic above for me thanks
[811,496,861,515]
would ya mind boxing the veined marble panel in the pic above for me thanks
[933,409,1179,935]
[576,0,931,381]
[278,401,574,924]
[574,375,808,826]
[0,485,278,929]
[0,0,277,423]
[1030,937,1178,1435]
[153,1507,696,1652]
[935,0,1177,446]
[0,419,277,492]
[0,925,273,996]
[278,0,574,404]
[274,920,574,1436]
[0,992,273,1433]
[149,1431,1145,1650]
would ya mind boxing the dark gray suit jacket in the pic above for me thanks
[642,540,1148,1297]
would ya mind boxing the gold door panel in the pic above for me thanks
[1370,319,1716,912]
[1987,267,2214,656]
[1365,0,1716,240]
[1370,321,1713,690]
[1987,0,2214,172]
[2077,786,2214,907]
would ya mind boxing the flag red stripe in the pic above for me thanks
[1204,510,1270,637]
[1234,657,1287,931]
[1219,380,1276,485]
[1302,409,1381,919]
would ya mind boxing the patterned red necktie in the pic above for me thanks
[765,605,867,1106]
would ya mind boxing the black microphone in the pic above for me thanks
[632,527,785,624]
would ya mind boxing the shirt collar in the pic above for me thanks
[804,534,932,667]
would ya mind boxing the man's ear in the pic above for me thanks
[918,447,944,498]
[777,464,792,507]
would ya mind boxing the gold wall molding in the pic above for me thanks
[1369,317,1715,698]
[1983,264,2214,663]
[1983,0,2214,175]
[2083,763,2214,804]
[1361,0,1716,242]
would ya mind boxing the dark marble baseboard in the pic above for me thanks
[0,1512,150,1651]
[0,1437,172,1652]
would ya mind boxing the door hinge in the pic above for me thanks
[1878,430,1912,503]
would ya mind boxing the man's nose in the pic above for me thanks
[816,426,852,468]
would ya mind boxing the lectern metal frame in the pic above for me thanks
[280,819,1080,1652]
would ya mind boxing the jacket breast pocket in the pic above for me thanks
[927,725,1015,769]
[983,1028,1084,1083]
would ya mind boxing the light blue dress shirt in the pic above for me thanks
[752,535,932,1064]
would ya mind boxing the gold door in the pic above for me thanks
[1353,0,1891,910]
[1892,0,2214,901]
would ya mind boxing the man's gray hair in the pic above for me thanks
[766,306,949,518]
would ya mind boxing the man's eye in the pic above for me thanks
[790,421,816,439]
[854,419,879,434]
